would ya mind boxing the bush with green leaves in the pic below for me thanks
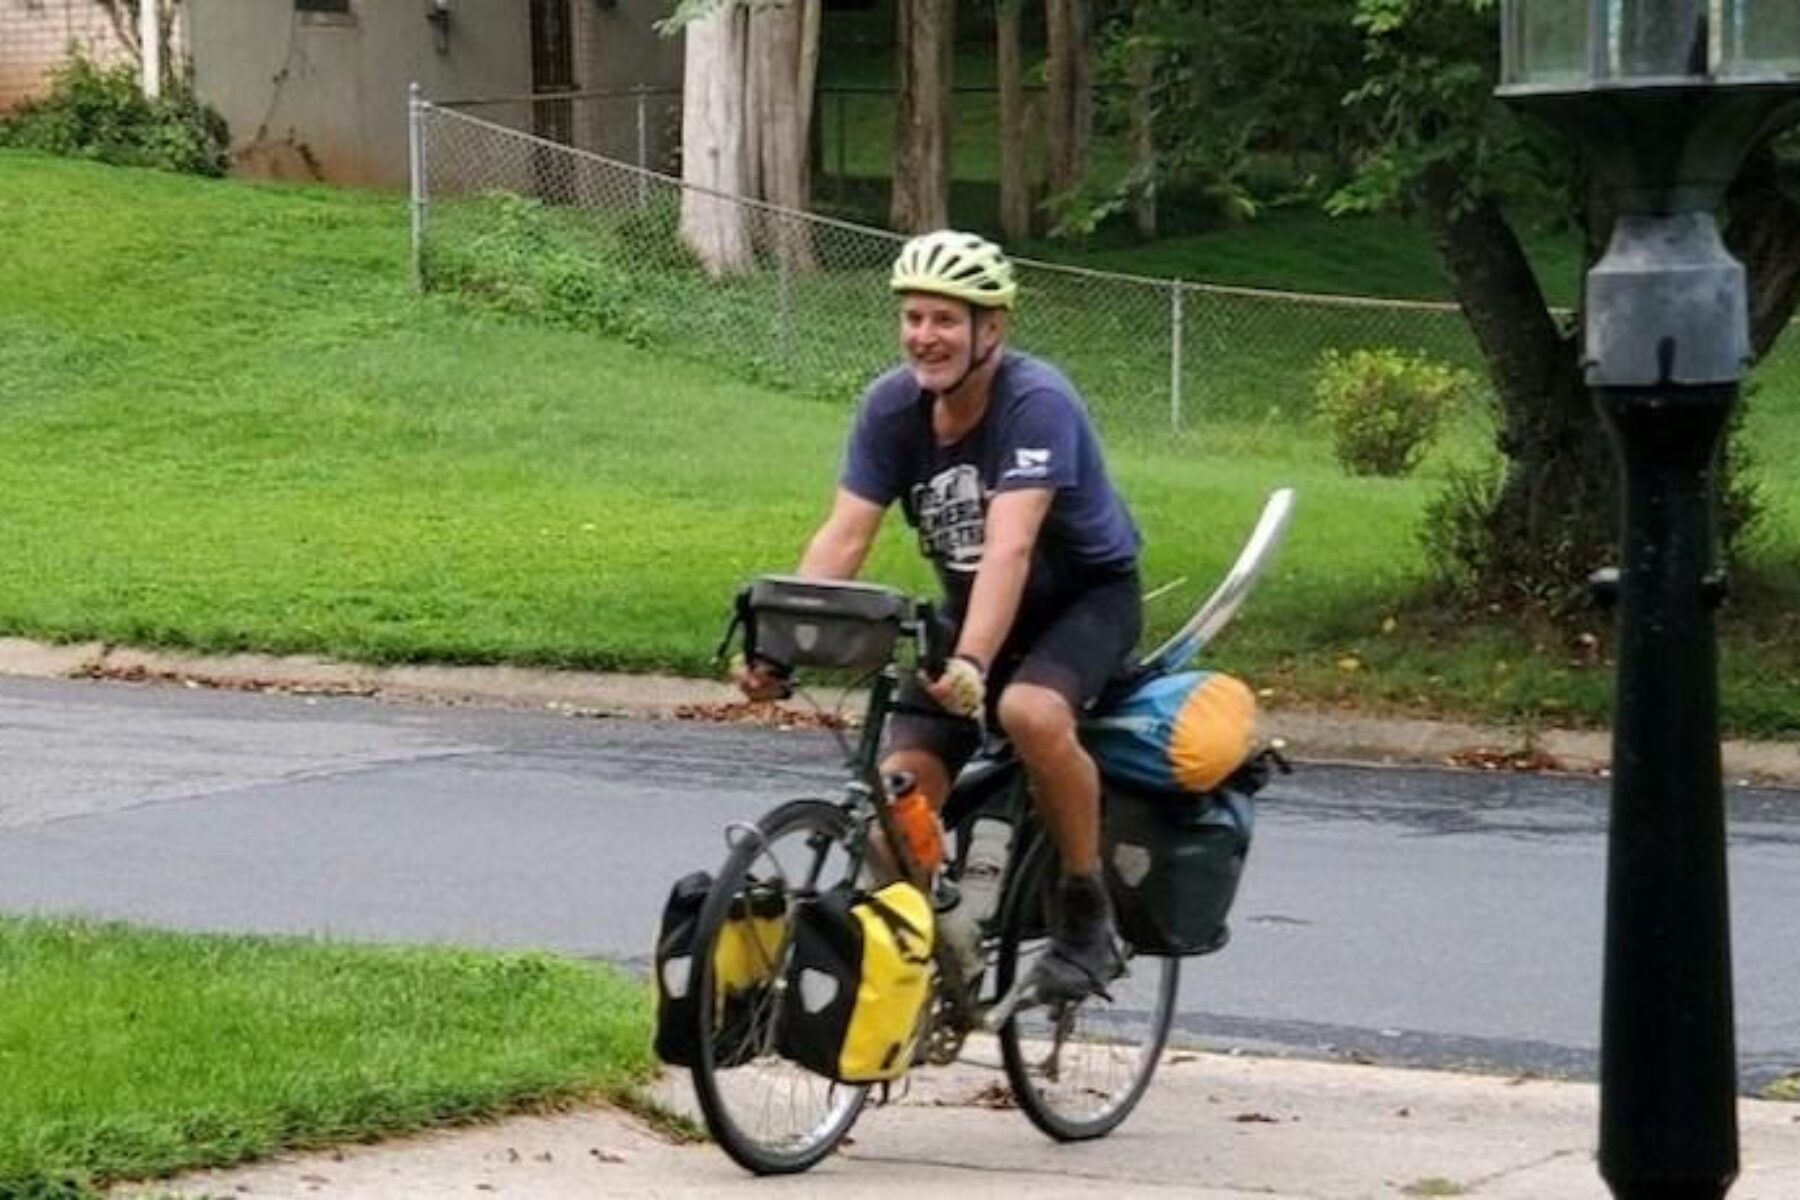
[0,53,228,177]
[427,193,682,347]
[1312,347,1475,477]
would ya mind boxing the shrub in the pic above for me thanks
[0,53,229,177]
[1312,347,1475,477]
[428,193,662,345]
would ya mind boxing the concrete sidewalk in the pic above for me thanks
[5,637,1800,787]
[125,1051,1800,1199]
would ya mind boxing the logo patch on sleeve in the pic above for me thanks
[1004,447,1052,480]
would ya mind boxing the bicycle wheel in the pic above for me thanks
[996,834,1180,1141]
[690,798,870,1174]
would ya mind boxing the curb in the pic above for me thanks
[4,637,1798,788]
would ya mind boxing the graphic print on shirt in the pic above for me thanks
[912,464,985,574]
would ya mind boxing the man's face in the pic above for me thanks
[900,294,1000,393]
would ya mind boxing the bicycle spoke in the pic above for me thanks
[690,799,869,1174]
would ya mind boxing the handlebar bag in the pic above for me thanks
[741,576,909,672]
[653,871,788,1068]
[1081,669,1257,795]
[778,880,935,1083]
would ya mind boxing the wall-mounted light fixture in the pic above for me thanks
[427,0,452,54]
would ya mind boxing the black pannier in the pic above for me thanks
[739,576,908,673]
[1101,782,1254,957]
[652,871,788,1068]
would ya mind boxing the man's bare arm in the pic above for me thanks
[797,488,887,579]
[953,487,1052,669]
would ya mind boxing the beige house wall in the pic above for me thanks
[0,0,136,111]
[4,1,684,187]
[185,0,532,188]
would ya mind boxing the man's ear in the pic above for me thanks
[981,311,1008,351]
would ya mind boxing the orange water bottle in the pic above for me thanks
[884,770,944,877]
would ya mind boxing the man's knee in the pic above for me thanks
[997,682,1077,755]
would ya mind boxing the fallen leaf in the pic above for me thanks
[674,700,851,731]
[970,1081,1017,1109]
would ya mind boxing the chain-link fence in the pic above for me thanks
[406,95,1547,440]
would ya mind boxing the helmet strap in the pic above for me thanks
[940,306,998,399]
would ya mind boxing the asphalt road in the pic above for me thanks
[4,675,1797,1091]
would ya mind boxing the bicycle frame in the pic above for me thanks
[826,616,1021,1038]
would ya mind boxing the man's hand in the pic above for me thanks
[731,654,793,702]
[923,654,986,719]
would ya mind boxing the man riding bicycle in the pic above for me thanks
[739,230,1143,1005]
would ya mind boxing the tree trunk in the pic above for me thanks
[747,0,819,269]
[1419,164,1618,607]
[1127,0,1157,241]
[1417,142,1800,609]
[996,0,1031,243]
[891,0,954,233]
[1044,0,1093,202]
[680,5,754,276]
[1726,145,1800,360]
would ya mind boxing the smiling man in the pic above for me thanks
[739,230,1144,1004]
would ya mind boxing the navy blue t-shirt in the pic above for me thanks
[840,350,1141,614]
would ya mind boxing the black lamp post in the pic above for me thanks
[1496,4,1800,1198]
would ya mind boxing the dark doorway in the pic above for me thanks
[529,0,576,197]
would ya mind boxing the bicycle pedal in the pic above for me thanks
[983,978,1039,1030]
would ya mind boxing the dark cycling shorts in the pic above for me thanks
[888,566,1142,775]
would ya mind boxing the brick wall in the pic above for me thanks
[0,0,134,112]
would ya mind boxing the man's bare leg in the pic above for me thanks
[998,682,1123,1002]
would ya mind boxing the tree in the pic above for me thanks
[1125,0,1160,239]
[1335,0,1800,610]
[1055,0,1362,241]
[678,4,755,274]
[747,0,822,268]
[891,0,955,233]
[996,0,1032,242]
[670,0,821,273]
[1044,0,1095,204]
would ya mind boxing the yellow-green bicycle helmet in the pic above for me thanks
[889,230,1018,311]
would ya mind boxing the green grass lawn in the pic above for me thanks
[0,918,653,1198]
[3,150,1799,735]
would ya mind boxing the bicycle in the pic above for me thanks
[677,488,1295,1175]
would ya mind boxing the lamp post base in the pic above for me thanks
[1594,384,1739,1200]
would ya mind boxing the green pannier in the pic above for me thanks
[1102,783,1254,957]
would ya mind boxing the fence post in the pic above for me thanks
[1170,278,1184,431]
[409,82,427,293]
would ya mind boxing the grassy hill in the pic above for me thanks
[3,150,1798,734]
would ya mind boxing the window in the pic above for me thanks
[295,0,354,28]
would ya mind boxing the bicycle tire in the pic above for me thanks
[995,834,1180,1141]
[690,798,870,1175]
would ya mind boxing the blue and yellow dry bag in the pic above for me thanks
[1082,669,1257,795]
